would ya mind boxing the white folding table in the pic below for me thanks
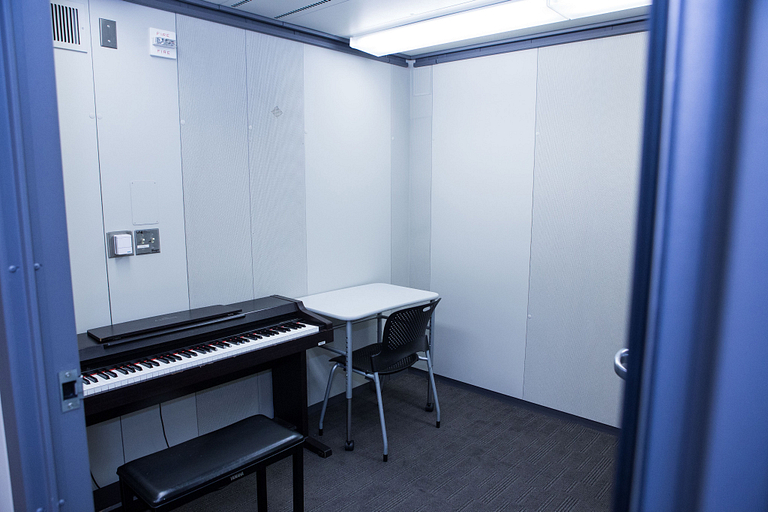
[297,283,439,450]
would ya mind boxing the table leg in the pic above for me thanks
[425,305,436,412]
[345,320,354,451]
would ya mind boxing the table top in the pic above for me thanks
[297,283,439,321]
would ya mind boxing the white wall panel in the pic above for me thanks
[0,394,13,508]
[304,45,392,294]
[195,373,267,435]
[409,65,434,291]
[89,0,189,323]
[523,33,646,426]
[391,65,410,286]
[53,42,111,332]
[176,16,253,308]
[86,419,123,487]
[431,50,538,398]
[246,32,308,298]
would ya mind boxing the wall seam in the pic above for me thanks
[521,48,541,400]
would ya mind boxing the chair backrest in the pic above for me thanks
[370,299,440,374]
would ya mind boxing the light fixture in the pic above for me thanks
[350,0,566,57]
[547,0,651,19]
[349,0,652,57]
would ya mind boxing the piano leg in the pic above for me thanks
[272,351,332,458]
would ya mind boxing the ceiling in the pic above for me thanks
[204,0,650,57]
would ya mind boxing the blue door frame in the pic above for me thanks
[615,0,768,510]
[0,1,93,510]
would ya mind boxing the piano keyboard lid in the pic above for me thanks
[87,304,243,344]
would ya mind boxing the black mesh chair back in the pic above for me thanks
[371,299,440,374]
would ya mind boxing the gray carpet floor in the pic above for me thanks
[177,371,617,512]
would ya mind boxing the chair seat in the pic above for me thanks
[330,343,419,375]
[117,414,303,508]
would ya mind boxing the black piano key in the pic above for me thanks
[178,352,191,358]
[157,357,171,364]
[123,365,135,373]
[82,377,90,385]
[140,361,153,369]
[116,367,129,375]
[85,375,98,384]
[106,370,118,378]
[98,372,110,380]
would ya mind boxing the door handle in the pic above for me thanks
[614,348,629,380]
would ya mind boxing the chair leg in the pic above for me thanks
[372,372,389,461]
[256,466,268,511]
[319,362,341,436]
[426,350,441,428]
[293,445,304,512]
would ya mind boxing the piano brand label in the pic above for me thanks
[230,471,244,481]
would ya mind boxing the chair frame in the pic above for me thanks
[318,300,441,461]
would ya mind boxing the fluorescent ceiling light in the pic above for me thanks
[547,0,651,19]
[350,0,652,57]
[350,0,566,57]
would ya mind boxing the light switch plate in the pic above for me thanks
[99,18,117,49]
[107,230,133,258]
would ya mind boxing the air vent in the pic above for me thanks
[275,0,332,19]
[50,1,87,53]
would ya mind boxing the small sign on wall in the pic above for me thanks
[150,28,176,59]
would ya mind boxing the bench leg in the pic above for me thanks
[256,467,267,511]
[119,479,144,512]
[293,445,304,512]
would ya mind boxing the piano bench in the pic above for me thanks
[116,414,304,512]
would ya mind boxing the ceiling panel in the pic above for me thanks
[206,0,649,57]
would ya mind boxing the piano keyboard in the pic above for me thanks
[81,321,319,397]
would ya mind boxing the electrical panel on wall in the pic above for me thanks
[50,1,88,53]
[134,229,160,255]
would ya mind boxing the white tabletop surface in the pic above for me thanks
[298,283,439,321]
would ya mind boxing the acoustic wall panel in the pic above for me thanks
[391,65,410,286]
[121,406,175,462]
[523,33,647,426]
[195,373,268,435]
[431,50,538,398]
[304,45,393,294]
[0,395,14,507]
[53,40,111,332]
[409,65,434,291]
[88,0,189,323]
[177,16,254,308]
[246,32,308,299]
[87,419,124,487]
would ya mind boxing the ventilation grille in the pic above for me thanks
[275,0,332,19]
[51,1,87,53]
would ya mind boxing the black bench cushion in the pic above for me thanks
[117,414,303,507]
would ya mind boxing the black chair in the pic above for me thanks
[318,299,441,461]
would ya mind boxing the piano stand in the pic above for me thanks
[305,437,333,458]
[80,296,336,510]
